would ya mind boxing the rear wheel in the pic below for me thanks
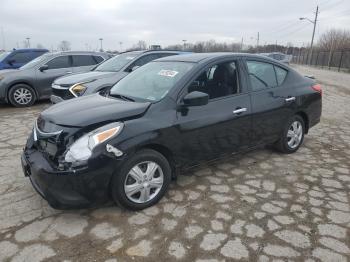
[111,149,171,210]
[275,115,305,154]
[8,84,36,107]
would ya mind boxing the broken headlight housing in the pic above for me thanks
[64,122,123,164]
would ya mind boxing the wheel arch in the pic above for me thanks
[7,82,38,103]
[295,111,309,134]
[137,143,177,179]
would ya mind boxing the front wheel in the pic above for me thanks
[275,115,305,154]
[8,84,36,107]
[111,149,171,210]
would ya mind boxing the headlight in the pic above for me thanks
[70,83,87,97]
[64,122,123,164]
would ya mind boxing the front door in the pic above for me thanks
[174,59,252,167]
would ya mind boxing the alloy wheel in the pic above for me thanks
[287,120,303,149]
[124,161,164,204]
[13,87,33,105]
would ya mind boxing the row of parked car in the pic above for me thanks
[0,49,186,107]
[0,49,292,108]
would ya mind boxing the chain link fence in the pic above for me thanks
[292,49,350,72]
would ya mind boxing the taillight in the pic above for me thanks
[312,84,322,96]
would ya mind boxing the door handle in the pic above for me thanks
[65,71,72,74]
[285,96,296,102]
[233,108,247,114]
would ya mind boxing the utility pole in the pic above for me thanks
[241,37,244,51]
[275,40,278,52]
[309,6,319,65]
[300,5,319,65]
[1,27,5,51]
[119,42,123,52]
[256,32,259,48]
[99,38,103,52]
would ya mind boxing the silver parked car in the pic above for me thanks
[0,51,111,107]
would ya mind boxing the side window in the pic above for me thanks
[46,56,70,69]
[274,66,288,85]
[8,52,31,63]
[33,51,46,58]
[246,61,277,91]
[133,54,158,67]
[72,55,97,67]
[93,56,104,64]
[188,61,239,100]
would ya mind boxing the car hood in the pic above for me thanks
[54,71,123,86]
[0,69,20,76]
[40,93,151,127]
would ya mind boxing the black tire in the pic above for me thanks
[275,115,305,154]
[111,149,171,210]
[8,84,36,107]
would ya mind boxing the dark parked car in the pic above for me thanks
[0,48,49,70]
[0,51,111,107]
[21,53,322,210]
[50,50,187,103]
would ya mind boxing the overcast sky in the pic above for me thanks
[1,0,350,51]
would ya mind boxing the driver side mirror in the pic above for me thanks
[39,65,49,72]
[183,91,209,107]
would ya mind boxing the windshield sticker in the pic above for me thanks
[158,70,179,77]
[126,56,135,60]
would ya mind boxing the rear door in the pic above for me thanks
[244,59,294,145]
[35,55,73,97]
[71,55,101,73]
[173,58,252,166]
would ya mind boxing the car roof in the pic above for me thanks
[155,52,270,63]
[11,48,49,52]
[119,50,190,56]
[48,51,109,56]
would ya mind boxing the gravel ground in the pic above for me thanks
[0,65,349,262]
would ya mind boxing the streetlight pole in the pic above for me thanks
[300,5,319,65]
[26,37,30,48]
[182,40,187,51]
[99,38,103,52]
[119,42,123,52]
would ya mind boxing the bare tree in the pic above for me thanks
[58,40,71,51]
[36,43,45,49]
[318,29,350,51]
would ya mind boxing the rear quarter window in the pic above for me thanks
[274,66,288,85]
[72,55,97,67]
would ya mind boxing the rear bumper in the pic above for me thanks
[21,149,116,209]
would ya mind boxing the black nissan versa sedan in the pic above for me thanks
[21,53,322,210]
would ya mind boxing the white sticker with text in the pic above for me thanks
[158,70,179,77]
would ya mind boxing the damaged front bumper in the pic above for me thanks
[21,147,121,209]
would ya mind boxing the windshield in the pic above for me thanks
[20,53,51,69]
[0,51,10,62]
[94,52,141,72]
[110,61,194,102]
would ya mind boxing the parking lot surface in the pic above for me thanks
[0,65,349,262]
